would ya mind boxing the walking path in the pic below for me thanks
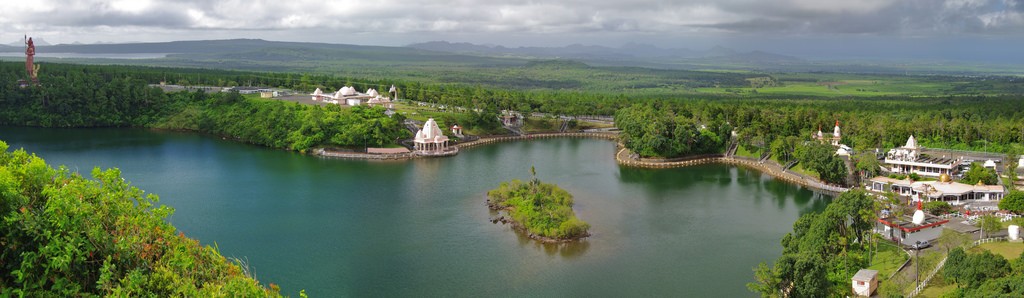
[316,131,849,194]
[614,147,849,194]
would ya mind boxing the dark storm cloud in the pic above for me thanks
[2,0,1023,44]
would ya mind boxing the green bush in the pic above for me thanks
[0,141,281,296]
[924,201,954,215]
[998,191,1024,214]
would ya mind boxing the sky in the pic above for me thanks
[3,0,1024,60]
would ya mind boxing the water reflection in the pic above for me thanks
[0,127,832,297]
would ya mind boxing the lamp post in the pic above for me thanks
[915,240,921,289]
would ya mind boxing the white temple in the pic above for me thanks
[310,86,392,106]
[365,88,393,107]
[414,118,450,153]
[812,120,842,146]
[884,135,961,178]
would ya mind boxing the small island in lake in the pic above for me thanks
[486,167,590,242]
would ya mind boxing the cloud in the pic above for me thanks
[2,0,1024,44]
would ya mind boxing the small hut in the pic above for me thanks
[852,269,878,297]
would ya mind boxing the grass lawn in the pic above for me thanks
[790,163,819,178]
[918,277,957,298]
[869,242,909,278]
[735,145,761,159]
[969,241,1024,260]
[523,117,561,134]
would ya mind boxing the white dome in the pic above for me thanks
[340,86,357,96]
[367,89,379,97]
[912,209,925,225]
[312,88,322,95]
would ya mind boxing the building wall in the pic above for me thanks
[876,223,946,246]
[852,279,877,297]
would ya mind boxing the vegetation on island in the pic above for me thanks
[486,167,590,241]
[0,141,287,296]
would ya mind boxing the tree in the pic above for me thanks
[998,190,1024,214]
[855,152,882,178]
[980,215,1003,239]
[937,228,971,253]
[943,248,1011,289]
[749,190,877,297]
[923,201,953,215]
[961,162,998,185]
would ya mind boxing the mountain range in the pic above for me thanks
[406,41,802,65]
[7,37,51,47]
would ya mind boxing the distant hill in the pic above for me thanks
[0,39,462,56]
[8,37,51,47]
[406,41,801,66]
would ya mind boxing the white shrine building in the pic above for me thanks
[414,118,451,153]
[884,135,961,178]
[868,174,1005,204]
[311,86,391,106]
[813,120,842,146]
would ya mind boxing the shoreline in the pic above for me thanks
[614,146,849,194]
[310,131,848,194]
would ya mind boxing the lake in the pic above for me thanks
[0,127,831,296]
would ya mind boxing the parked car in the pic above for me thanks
[914,240,931,250]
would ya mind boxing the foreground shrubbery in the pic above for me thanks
[748,190,878,297]
[0,141,282,296]
[486,169,589,240]
[942,247,1024,297]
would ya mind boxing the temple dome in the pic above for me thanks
[340,86,357,96]
[912,209,925,225]
[312,88,322,95]
[367,88,379,97]
[939,173,951,183]
[905,135,918,149]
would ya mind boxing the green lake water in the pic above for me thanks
[0,127,831,296]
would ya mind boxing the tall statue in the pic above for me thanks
[25,36,37,80]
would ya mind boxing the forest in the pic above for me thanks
[0,141,288,296]
[3,61,1024,158]
[0,62,407,152]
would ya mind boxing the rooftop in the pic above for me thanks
[879,213,949,233]
[853,269,879,281]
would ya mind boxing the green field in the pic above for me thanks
[969,241,1024,260]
